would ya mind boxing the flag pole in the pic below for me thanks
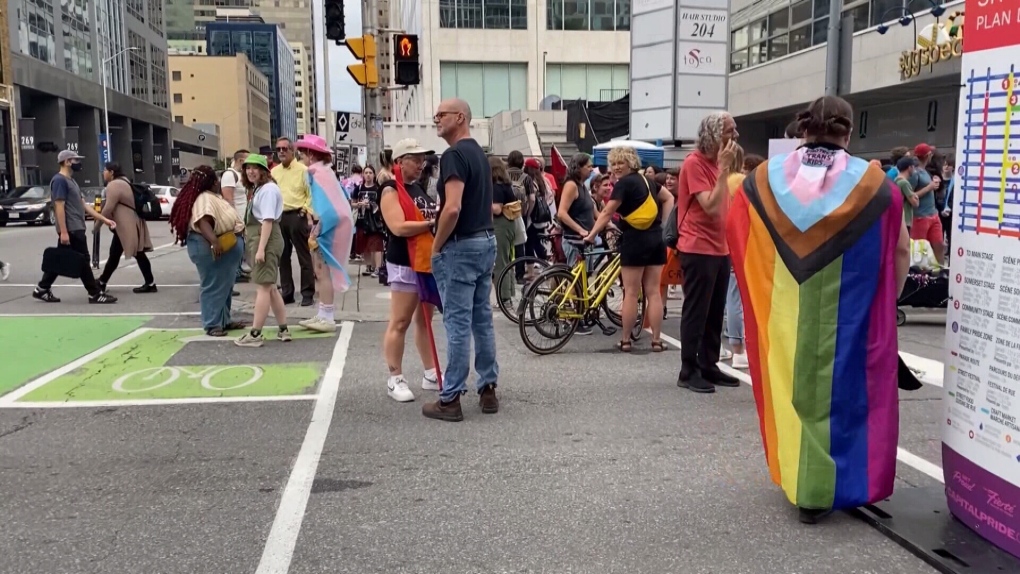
[420,302,442,390]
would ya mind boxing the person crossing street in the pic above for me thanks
[271,137,315,306]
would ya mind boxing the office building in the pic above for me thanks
[166,3,317,134]
[169,53,272,158]
[386,0,632,122]
[9,0,173,187]
[728,0,963,157]
[206,21,297,141]
[290,42,314,136]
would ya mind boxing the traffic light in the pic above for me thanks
[345,35,378,88]
[393,34,420,86]
[324,0,345,43]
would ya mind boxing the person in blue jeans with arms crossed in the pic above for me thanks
[423,98,499,422]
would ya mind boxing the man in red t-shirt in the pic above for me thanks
[676,112,741,394]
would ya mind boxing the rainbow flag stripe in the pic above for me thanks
[727,150,904,510]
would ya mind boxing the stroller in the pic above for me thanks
[896,239,949,326]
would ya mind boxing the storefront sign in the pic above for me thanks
[900,11,966,79]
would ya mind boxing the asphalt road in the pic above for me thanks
[0,221,955,573]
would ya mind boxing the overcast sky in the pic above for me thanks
[312,1,364,116]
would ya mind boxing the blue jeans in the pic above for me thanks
[431,233,499,402]
[724,269,744,346]
[187,232,244,331]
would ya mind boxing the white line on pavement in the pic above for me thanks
[0,283,200,288]
[653,331,946,485]
[96,241,180,268]
[0,312,201,317]
[899,351,945,388]
[1,395,318,409]
[255,321,354,574]
[0,328,149,405]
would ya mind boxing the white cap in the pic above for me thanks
[392,138,433,160]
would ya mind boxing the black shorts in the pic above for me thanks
[619,227,667,267]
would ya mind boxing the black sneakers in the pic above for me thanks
[133,283,157,294]
[89,293,118,304]
[32,289,60,303]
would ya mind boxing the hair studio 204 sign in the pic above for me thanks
[900,11,965,79]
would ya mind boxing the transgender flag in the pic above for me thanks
[308,163,354,292]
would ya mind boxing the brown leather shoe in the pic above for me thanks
[422,396,464,422]
[479,384,498,414]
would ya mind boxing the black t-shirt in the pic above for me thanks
[355,183,382,232]
[610,172,662,233]
[379,180,438,266]
[437,138,493,237]
[493,182,516,207]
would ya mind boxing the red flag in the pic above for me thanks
[550,145,568,184]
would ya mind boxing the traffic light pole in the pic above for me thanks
[362,0,385,168]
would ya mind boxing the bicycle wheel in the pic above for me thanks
[517,268,581,355]
[496,256,559,325]
[631,292,646,341]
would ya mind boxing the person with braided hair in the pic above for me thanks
[170,165,247,336]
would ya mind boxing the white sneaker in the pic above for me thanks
[235,332,265,347]
[732,352,749,369]
[387,376,415,402]
[720,347,733,361]
[421,372,440,391]
[301,316,337,333]
[0,262,9,281]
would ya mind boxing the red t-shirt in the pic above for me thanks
[677,150,728,256]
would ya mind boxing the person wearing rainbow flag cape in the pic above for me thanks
[293,134,354,333]
[727,96,912,524]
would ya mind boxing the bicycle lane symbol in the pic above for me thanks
[112,366,266,393]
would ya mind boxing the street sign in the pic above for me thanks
[334,144,352,176]
[335,112,350,142]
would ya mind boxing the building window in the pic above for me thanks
[174,116,184,124]
[148,0,164,35]
[150,45,169,109]
[59,0,94,80]
[545,64,629,101]
[173,93,183,103]
[19,0,57,66]
[440,62,527,118]
[548,0,630,31]
[729,0,840,72]
[128,31,149,101]
[126,0,145,22]
[172,70,181,81]
[440,0,527,29]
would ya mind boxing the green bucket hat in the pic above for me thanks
[243,153,269,170]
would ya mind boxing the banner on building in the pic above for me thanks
[64,127,79,156]
[170,147,181,170]
[18,118,36,167]
[130,140,143,174]
[99,134,110,164]
[153,143,165,181]
[944,0,1020,559]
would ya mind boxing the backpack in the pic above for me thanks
[509,170,529,204]
[122,178,162,221]
[531,190,552,225]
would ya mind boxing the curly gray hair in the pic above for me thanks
[696,112,733,156]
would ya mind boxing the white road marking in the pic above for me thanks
[255,321,353,574]
[1,395,317,409]
[0,284,200,288]
[97,241,180,267]
[0,312,200,317]
[898,351,945,388]
[0,328,148,405]
[653,331,946,484]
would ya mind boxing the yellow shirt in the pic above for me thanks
[271,161,311,211]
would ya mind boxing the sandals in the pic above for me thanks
[651,340,667,353]
[616,340,632,353]
[206,327,227,337]
[224,321,246,331]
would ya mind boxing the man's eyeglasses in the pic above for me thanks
[276,147,290,152]
[433,111,459,122]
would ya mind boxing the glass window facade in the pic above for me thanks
[17,0,57,66]
[96,0,129,94]
[545,63,629,101]
[126,0,144,21]
[128,30,149,100]
[731,0,951,72]
[440,0,527,29]
[150,45,168,109]
[147,0,163,35]
[61,0,94,80]
[206,23,297,140]
[548,0,630,31]
[440,62,527,118]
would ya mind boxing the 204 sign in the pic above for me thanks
[690,23,716,38]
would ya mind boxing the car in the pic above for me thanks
[0,185,55,227]
[150,185,179,219]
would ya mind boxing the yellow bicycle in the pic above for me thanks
[517,242,644,355]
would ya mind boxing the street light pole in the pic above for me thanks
[101,46,139,163]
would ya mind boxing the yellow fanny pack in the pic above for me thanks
[622,176,659,230]
[502,200,523,221]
